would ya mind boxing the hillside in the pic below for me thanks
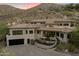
[0,5,25,22]
[10,3,65,22]
[0,3,79,24]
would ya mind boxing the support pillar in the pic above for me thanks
[23,29,26,35]
[41,30,43,37]
[63,33,68,44]
[55,32,57,37]
[69,23,71,27]
[6,39,9,46]
[10,29,13,35]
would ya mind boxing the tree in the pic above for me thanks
[69,27,79,48]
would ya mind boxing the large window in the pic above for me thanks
[12,30,23,35]
[29,30,33,34]
[67,34,71,39]
[60,24,62,26]
[60,33,64,38]
[70,23,74,27]
[63,24,69,26]
[41,22,45,24]
[56,32,59,36]
[37,30,41,34]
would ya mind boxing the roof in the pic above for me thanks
[9,23,74,32]
[28,19,46,22]
[27,19,79,24]
[54,20,79,23]
[26,19,65,24]
[9,24,43,29]
[38,27,74,33]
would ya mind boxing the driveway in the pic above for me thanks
[5,44,70,56]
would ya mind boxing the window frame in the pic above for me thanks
[12,30,23,35]
[29,30,33,34]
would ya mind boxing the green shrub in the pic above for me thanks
[56,43,65,50]
[0,23,8,41]
[67,43,76,52]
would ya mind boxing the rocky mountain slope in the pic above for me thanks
[0,3,79,24]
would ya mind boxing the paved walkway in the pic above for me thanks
[5,45,70,56]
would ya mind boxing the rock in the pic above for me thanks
[65,49,68,52]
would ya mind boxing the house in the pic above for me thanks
[6,19,79,46]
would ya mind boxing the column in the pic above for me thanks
[54,32,57,37]
[59,32,61,37]
[33,29,36,40]
[69,23,71,27]
[6,39,9,46]
[63,33,68,44]
[10,29,13,35]
[41,30,43,37]
[23,29,26,35]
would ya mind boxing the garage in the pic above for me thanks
[9,39,24,46]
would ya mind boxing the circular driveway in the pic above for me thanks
[5,45,70,56]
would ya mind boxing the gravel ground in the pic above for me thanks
[5,44,70,56]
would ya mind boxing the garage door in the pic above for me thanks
[9,39,24,46]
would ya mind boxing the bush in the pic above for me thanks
[67,43,76,52]
[56,43,65,51]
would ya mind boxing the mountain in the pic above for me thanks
[19,3,65,20]
[0,5,25,21]
[0,3,79,24]
[24,3,79,20]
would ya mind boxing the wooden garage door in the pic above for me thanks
[9,39,24,46]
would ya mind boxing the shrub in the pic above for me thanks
[67,43,76,52]
[56,43,65,51]
[0,23,8,41]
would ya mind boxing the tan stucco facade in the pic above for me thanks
[6,19,78,46]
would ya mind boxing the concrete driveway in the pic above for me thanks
[5,45,70,56]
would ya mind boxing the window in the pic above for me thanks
[43,31,46,34]
[67,34,71,39]
[71,23,74,27]
[60,24,62,26]
[29,30,33,34]
[26,30,28,34]
[60,33,64,38]
[56,32,59,36]
[34,22,37,24]
[63,24,69,26]
[41,22,45,24]
[37,30,41,34]
[12,30,23,35]
[31,23,33,24]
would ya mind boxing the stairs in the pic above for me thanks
[35,37,60,49]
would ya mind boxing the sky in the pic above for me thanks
[7,3,41,9]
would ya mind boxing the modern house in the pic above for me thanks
[6,19,79,47]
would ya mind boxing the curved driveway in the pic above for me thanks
[5,45,70,56]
